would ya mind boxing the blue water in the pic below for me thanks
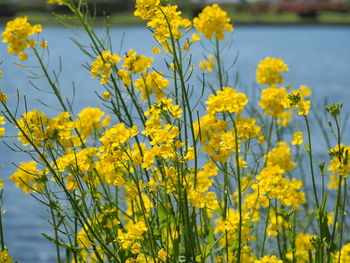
[0,25,350,262]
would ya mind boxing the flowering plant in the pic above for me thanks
[0,0,349,262]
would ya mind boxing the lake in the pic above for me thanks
[0,25,350,262]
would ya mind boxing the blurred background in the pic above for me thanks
[0,0,350,25]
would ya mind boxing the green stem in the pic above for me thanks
[215,39,224,90]
[49,201,62,263]
[260,199,271,257]
[232,118,242,263]
[304,115,319,209]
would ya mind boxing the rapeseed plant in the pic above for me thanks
[0,0,349,262]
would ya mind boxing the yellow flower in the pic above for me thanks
[90,50,120,84]
[191,33,200,43]
[237,157,248,168]
[188,189,217,209]
[75,107,110,140]
[47,0,65,5]
[285,233,316,262]
[134,0,160,20]
[256,57,289,85]
[117,221,148,250]
[152,46,161,54]
[40,40,48,48]
[327,144,350,177]
[265,142,295,172]
[193,114,228,144]
[10,161,46,194]
[254,255,282,263]
[117,69,131,87]
[199,55,215,72]
[157,248,167,261]
[259,86,289,118]
[0,71,2,79]
[17,109,50,147]
[299,84,312,97]
[122,49,153,74]
[333,243,350,262]
[19,52,28,61]
[258,135,265,144]
[206,87,248,114]
[193,4,233,40]
[286,88,311,116]
[0,116,6,137]
[103,91,111,100]
[146,5,191,48]
[291,131,303,145]
[100,123,138,151]
[0,249,13,263]
[1,17,42,57]
[134,71,169,100]
[236,116,261,141]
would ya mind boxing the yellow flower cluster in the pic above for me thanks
[254,255,282,263]
[149,5,191,47]
[0,249,13,263]
[117,69,131,87]
[99,123,138,153]
[291,131,303,145]
[17,108,110,149]
[194,114,228,144]
[122,49,153,74]
[257,59,312,125]
[206,87,248,114]
[187,162,218,209]
[17,110,50,147]
[256,57,289,86]
[1,17,42,61]
[76,107,110,140]
[0,115,5,137]
[286,87,312,115]
[285,233,316,262]
[252,165,305,210]
[47,0,65,5]
[0,92,7,102]
[193,4,233,40]
[134,71,169,100]
[117,221,148,250]
[134,1,191,50]
[134,0,159,20]
[202,129,241,162]
[333,243,350,263]
[10,161,45,194]
[259,86,289,118]
[236,116,261,141]
[215,209,254,246]
[265,142,295,172]
[328,144,350,177]
[90,50,121,84]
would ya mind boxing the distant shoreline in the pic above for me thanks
[1,11,350,27]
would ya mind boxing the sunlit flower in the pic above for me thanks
[193,4,233,40]
[291,131,303,145]
[1,17,42,59]
[256,57,289,85]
